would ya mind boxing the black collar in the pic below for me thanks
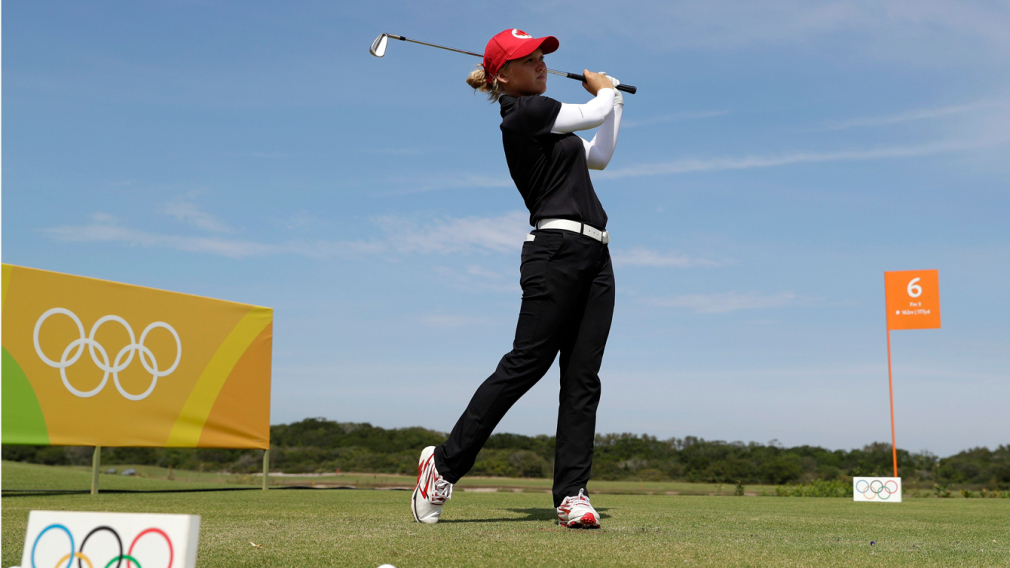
[499,95,517,118]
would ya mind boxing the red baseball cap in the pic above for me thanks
[483,29,559,85]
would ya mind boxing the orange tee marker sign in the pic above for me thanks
[885,270,941,330]
[882,269,940,481]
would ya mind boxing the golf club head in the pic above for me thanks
[370,34,388,57]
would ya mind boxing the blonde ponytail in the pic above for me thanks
[466,62,510,102]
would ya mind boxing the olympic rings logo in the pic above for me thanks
[855,479,898,500]
[33,308,182,401]
[31,524,173,568]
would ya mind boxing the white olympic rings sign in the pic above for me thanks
[855,479,898,500]
[33,308,182,401]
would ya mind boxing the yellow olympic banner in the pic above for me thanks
[2,264,272,449]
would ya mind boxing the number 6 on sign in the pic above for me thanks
[907,278,922,298]
[885,270,940,330]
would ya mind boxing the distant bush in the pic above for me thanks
[470,449,551,478]
[2,418,1006,488]
[936,446,1010,487]
[775,480,852,498]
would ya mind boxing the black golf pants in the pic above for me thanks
[434,229,615,508]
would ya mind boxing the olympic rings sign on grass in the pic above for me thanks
[33,308,182,401]
[31,523,173,568]
[855,479,898,500]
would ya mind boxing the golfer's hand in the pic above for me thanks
[599,73,623,105]
[583,70,614,96]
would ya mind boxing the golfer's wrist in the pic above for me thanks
[595,88,615,107]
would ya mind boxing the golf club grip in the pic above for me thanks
[565,73,637,94]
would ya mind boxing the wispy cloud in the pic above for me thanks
[823,100,1008,130]
[42,213,382,259]
[647,292,798,313]
[161,200,232,232]
[466,265,506,279]
[612,248,722,268]
[375,211,529,255]
[420,314,489,328]
[277,211,317,231]
[542,0,1010,61]
[383,173,513,195]
[90,212,117,223]
[362,147,446,156]
[221,151,293,159]
[41,210,532,260]
[622,110,730,129]
[597,138,1008,179]
[44,218,286,258]
[431,266,519,294]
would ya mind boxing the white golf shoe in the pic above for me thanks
[411,446,452,524]
[556,489,600,528]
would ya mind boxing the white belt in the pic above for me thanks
[535,218,610,244]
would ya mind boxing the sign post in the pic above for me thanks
[883,269,941,477]
[91,446,102,495]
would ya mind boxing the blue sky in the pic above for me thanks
[3,1,1008,456]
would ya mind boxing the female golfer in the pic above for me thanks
[412,29,623,528]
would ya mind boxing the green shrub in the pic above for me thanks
[774,480,852,497]
[2,419,1006,486]
[635,468,667,482]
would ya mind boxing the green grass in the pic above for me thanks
[3,463,1009,567]
[1,460,257,492]
[1,460,779,495]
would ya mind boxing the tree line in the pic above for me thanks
[3,418,1007,488]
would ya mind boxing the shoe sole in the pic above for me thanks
[411,484,422,523]
[560,512,600,529]
[411,483,443,524]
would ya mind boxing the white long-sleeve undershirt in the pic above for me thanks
[550,88,623,170]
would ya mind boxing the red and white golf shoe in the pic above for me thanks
[556,489,600,528]
[411,446,453,524]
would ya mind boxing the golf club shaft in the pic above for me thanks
[387,34,637,94]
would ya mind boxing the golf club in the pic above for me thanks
[370,33,637,94]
